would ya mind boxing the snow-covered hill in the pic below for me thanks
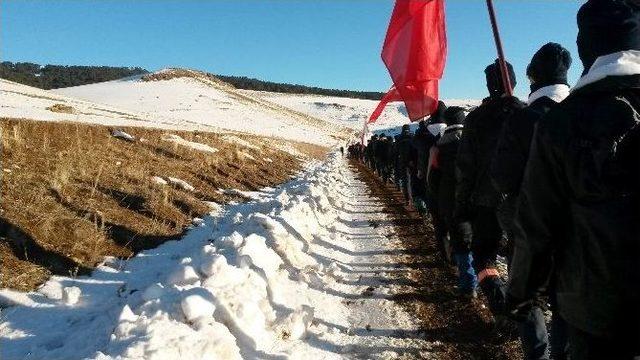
[52,69,350,146]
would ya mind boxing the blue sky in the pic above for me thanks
[1,0,584,99]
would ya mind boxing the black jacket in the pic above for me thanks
[491,96,558,198]
[396,132,414,174]
[429,125,464,220]
[455,97,525,214]
[507,74,640,336]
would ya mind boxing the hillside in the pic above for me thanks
[53,68,351,146]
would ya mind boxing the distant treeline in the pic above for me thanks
[0,61,385,99]
[215,75,385,100]
[0,62,149,89]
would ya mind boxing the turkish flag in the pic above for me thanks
[381,0,447,122]
[368,86,402,123]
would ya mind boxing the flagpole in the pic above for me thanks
[485,0,513,96]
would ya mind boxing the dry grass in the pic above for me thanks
[46,104,76,114]
[0,118,327,291]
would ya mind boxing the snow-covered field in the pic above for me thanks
[0,153,432,359]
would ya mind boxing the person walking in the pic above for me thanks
[492,42,572,360]
[507,1,640,359]
[455,60,525,317]
[428,106,477,295]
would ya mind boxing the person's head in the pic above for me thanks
[429,101,447,124]
[526,43,572,92]
[444,106,466,126]
[401,124,411,134]
[485,59,517,98]
[577,0,640,74]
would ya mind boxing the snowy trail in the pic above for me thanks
[0,153,432,359]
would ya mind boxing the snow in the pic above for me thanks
[62,287,82,305]
[221,135,260,150]
[181,293,216,321]
[0,78,207,132]
[166,177,195,192]
[150,176,167,186]
[163,134,218,154]
[111,129,135,142]
[0,152,434,359]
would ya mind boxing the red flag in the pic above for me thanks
[381,0,447,121]
[368,86,402,123]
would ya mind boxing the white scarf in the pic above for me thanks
[528,84,570,105]
[427,123,447,137]
[573,50,640,92]
[443,124,464,132]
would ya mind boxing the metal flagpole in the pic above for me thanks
[486,0,513,96]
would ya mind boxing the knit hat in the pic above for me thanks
[444,106,466,126]
[526,43,572,91]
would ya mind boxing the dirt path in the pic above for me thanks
[351,162,522,360]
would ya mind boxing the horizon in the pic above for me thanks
[2,1,584,100]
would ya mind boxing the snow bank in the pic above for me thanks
[166,177,196,192]
[163,134,218,154]
[0,152,360,359]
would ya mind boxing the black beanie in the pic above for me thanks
[444,106,466,126]
[526,43,572,91]
[485,59,517,97]
[577,0,640,74]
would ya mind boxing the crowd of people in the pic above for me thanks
[348,1,639,359]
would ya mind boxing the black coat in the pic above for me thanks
[507,74,640,336]
[491,97,558,198]
[455,97,525,214]
[429,125,464,221]
[396,132,414,175]
[413,130,439,179]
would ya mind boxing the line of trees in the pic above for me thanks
[0,62,149,89]
[216,75,385,100]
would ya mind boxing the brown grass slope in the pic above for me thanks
[0,118,326,291]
